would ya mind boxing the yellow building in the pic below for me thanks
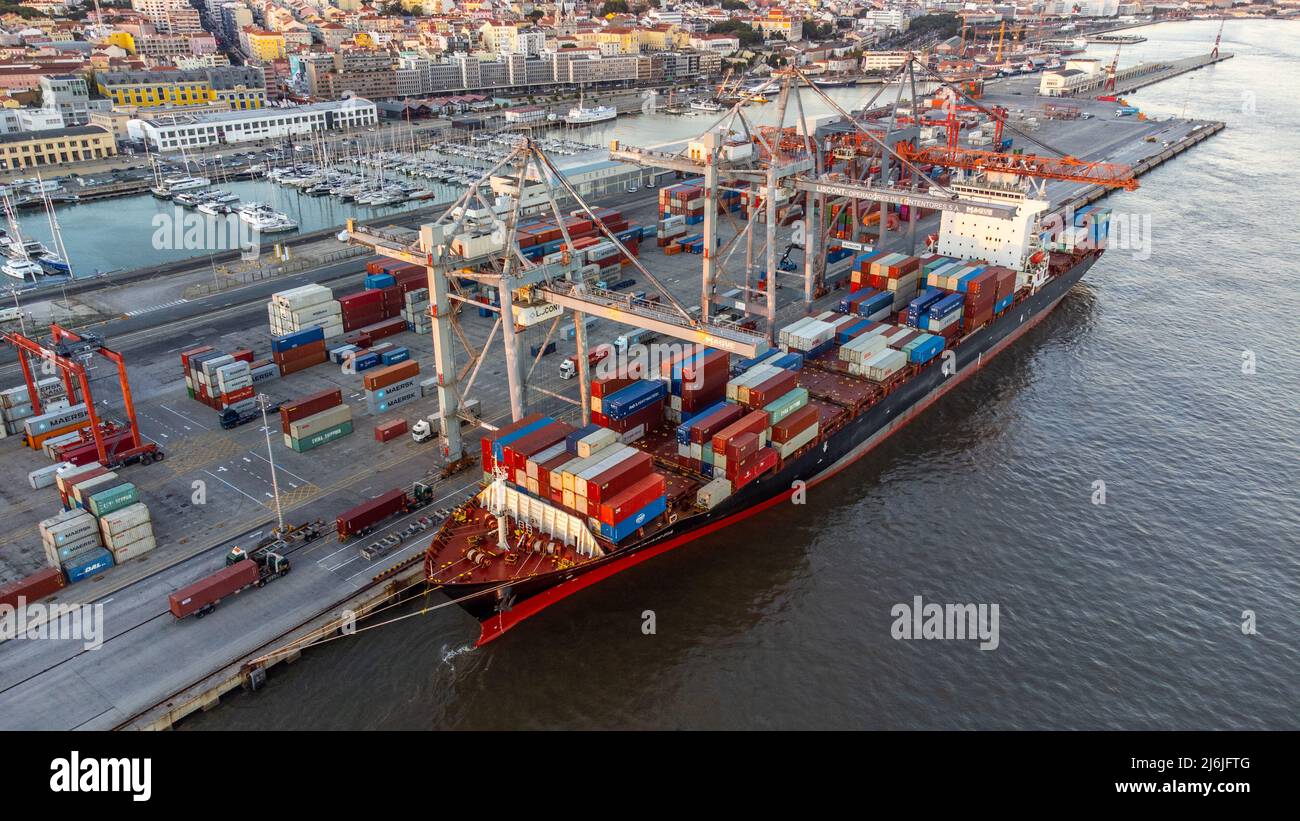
[0,126,117,170]
[577,27,641,55]
[245,29,287,62]
[96,67,265,111]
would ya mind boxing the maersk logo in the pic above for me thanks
[50,751,151,801]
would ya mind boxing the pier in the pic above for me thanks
[1064,51,1234,97]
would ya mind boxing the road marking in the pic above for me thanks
[202,469,264,505]
[159,404,209,430]
[124,298,189,317]
[248,450,309,484]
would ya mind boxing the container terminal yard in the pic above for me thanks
[0,49,1230,730]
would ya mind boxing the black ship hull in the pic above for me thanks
[455,252,1102,643]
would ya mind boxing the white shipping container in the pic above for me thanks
[41,509,98,545]
[864,348,907,381]
[45,532,103,567]
[102,521,154,549]
[696,477,732,510]
[97,502,151,536]
[776,422,820,459]
[271,284,333,312]
[288,404,353,439]
[110,536,156,563]
[28,462,68,490]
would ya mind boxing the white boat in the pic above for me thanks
[197,201,231,216]
[3,258,43,281]
[151,176,211,198]
[690,99,725,112]
[564,98,617,126]
[247,212,297,233]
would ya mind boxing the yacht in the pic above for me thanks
[3,258,44,281]
[150,176,210,199]
[245,210,298,233]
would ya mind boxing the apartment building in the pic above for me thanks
[0,125,116,170]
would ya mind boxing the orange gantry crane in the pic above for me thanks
[897,143,1140,190]
[2,323,162,467]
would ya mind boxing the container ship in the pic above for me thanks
[424,171,1113,645]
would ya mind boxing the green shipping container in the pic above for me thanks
[288,420,353,453]
[187,388,195,399]
[763,388,810,427]
[87,483,140,517]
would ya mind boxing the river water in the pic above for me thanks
[181,19,1298,730]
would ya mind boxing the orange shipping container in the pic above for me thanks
[363,360,420,391]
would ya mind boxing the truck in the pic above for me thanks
[218,400,281,430]
[223,519,327,565]
[335,480,439,541]
[559,345,612,380]
[614,328,658,353]
[168,550,290,619]
[530,341,557,358]
[411,398,481,443]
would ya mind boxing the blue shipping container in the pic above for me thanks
[603,380,667,420]
[351,352,380,372]
[909,336,945,365]
[271,326,325,354]
[600,495,668,542]
[380,347,409,366]
[907,289,945,319]
[493,417,555,463]
[64,547,114,583]
[928,293,965,319]
[675,401,729,445]
[365,273,397,289]
[861,292,894,317]
[565,423,604,455]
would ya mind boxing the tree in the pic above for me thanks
[599,0,629,15]
[720,0,748,10]
[527,9,544,22]
[708,20,762,48]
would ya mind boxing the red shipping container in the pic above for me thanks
[888,329,921,350]
[746,369,799,408]
[592,373,638,398]
[479,413,546,470]
[689,403,744,445]
[374,418,408,442]
[771,404,819,444]
[272,339,327,366]
[280,388,343,428]
[725,430,761,464]
[363,360,420,391]
[58,429,136,467]
[337,488,408,540]
[732,447,778,490]
[587,450,653,506]
[380,285,404,315]
[0,567,66,609]
[963,305,993,333]
[994,267,1017,301]
[361,317,406,341]
[220,385,255,406]
[168,560,260,619]
[681,382,726,413]
[279,354,323,376]
[965,270,998,297]
[598,471,665,527]
[711,410,769,455]
[179,345,213,371]
[230,348,255,364]
[503,422,573,472]
[602,401,662,434]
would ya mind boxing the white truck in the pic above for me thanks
[411,398,481,443]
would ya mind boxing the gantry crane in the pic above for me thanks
[1,324,161,467]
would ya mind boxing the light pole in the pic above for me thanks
[258,393,285,534]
